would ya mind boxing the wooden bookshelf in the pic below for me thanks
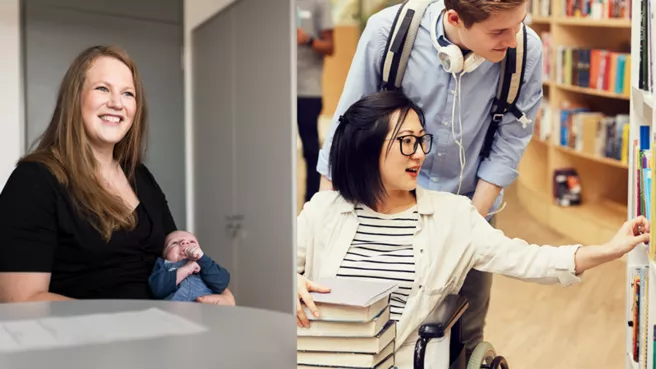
[556,82,630,100]
[624,0,655,365]
[519,0,632,245]
[554,17,631,28]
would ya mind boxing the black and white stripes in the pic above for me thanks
[336,205,418,321]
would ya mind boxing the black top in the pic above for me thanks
[0,161,177,299]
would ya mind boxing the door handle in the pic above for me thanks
[225,215,245,239]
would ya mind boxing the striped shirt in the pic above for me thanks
[336,204,418,321]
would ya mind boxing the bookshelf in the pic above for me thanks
[517,0,633,246]
[625,0,654,365]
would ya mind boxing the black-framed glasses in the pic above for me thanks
[396,134,434,156]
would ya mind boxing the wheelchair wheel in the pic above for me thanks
[490,356,509,369]
[466,341,496,369]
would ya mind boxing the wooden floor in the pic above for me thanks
[296,146,626,369]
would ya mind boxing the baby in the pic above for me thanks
[148,230,231,301]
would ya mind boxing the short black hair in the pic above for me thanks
[329,90,425,210]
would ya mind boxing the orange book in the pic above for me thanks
[607,52,617,92]
[623,55,631,97]
[589,49,600,89]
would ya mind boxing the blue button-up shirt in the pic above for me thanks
[317,2,543,215]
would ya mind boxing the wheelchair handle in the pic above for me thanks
[413,337,429,369]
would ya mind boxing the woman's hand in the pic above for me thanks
[575,216,651,274]
[297,273,331,328]
[605,216,650,256]
[196,288,236,306]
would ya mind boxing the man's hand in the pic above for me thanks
[297,28,310,45]
[471,179,502,219]
[196,288,236,306]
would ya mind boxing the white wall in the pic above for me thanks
[184,0,236,31]
[183,0,237,232]
[0,0,24,189]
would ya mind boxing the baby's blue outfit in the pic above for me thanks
[148,254,231,301]
[162,260,212,301]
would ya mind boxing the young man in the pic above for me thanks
[296,0,334,202]
[316,0,543,357]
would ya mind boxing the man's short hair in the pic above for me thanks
[329,90,425,210]
[445,0,527,28]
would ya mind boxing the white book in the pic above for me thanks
[297,340,395,368]
[308,277,398,308]
[297,306,391,337]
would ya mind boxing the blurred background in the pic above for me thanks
[295,1,641,369]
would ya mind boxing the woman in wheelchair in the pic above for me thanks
[295,90,650,369]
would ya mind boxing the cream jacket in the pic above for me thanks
[297,187,583,348]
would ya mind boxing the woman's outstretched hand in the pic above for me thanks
[297,273,331,328]
[575,216,651,274]
[606,215,651,256]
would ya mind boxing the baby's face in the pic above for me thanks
[164,231,199,262]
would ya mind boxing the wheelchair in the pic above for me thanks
[413,294,509,369]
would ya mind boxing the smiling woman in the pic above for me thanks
[0,45,233,305]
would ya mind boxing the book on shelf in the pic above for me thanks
[638,0,653,92]
[528,0,551,17]
[541,32,552,81]
[533,99,630,163]
[297,278,397,369]
[553,168,582,206]
[629,265,649,369]
[633,126,653,257]
[560,0,631,18]
[555,46,631,97]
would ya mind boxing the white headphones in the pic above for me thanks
[430,11,485,74]
[427,9,509,216]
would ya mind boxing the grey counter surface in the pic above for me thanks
[0,299,296,369]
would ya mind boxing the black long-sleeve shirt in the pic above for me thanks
[0,161,177,299]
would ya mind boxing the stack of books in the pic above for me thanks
[297,278,398,369]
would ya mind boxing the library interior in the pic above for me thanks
[295,0,653,368]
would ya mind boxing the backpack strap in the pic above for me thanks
[380,0,433,91]
[480,22,530,159]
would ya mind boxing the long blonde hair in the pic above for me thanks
[20,45,148,241]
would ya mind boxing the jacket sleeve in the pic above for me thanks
[316,9,390,179]
[476,28,544,188]
[467,199,582,286]
[148,258,178,299]
[196,254,231,294]
[297,192,338,277]
[297,200,313,276]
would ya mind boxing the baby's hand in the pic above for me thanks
[176,261,200,286]
[182,260,201,275]
[184,245,204,261]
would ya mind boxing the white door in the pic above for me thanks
[190,0,296,316]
